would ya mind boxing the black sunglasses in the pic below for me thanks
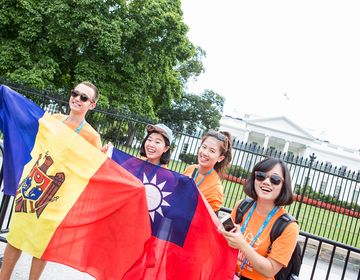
[207,130,228,143]
[70,90,92,102]
[255,171,284,185]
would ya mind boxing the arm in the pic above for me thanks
[222,228,283,278]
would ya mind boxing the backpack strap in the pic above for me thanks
[268,213,297,253]
[270,213,297,243]
[235,197,255,224]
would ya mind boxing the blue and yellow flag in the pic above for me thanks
[0,85,151,280]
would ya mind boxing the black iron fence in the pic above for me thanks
[0,82,359,279]
[1,81,359,246]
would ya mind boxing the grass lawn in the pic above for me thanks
[222,181,360,248]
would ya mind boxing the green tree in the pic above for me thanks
[158,89,225,134]
[0,0,204,117]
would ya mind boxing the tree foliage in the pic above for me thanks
[0,0,204,117]
[158,89,225,134]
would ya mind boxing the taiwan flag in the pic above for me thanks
[0,85,151,280]
[109,147,238,280]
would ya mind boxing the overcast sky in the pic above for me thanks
[181,0,360,151]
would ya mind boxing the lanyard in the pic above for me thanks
[240,202,279,270]
[193,167,214,187]
[74,119,85,134]
[63,117,85,134]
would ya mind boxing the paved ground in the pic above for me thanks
[0,243,358,279]
[0,242,93,280]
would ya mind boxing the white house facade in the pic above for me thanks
[220,115,360,173]
[219,115,360,204]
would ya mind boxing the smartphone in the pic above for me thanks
[220,214,235,232]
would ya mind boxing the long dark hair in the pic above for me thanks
[244,157,293,206]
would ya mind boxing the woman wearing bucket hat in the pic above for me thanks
[183,129,233,213]
[139,123,173,167]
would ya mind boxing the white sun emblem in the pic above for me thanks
[143,173,172,222]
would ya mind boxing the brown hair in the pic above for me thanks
[244,157,294,206]
[200,130,233,178]
[79,81,99,102]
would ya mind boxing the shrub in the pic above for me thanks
[179,153,197,164]
[227,165,251,179]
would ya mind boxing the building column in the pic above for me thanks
[263,135,270,150]
[283,141,290,154]
[243,129,250,143]
[303,146,311,157]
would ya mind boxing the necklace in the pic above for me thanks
[63,117,85,134]
[193,167,214,187]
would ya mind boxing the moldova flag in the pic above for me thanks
[109,147,238,280]
[0,85,151,280]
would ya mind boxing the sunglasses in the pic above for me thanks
[70,90,92,102]
[255,171,284,185]
[207,130,228,143]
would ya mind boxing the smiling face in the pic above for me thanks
[197,136,225,171]
[144,132,170,165]
[254,163,284,204]
[69,83,96,116]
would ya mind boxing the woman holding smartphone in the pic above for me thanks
[221,157,299,280]
[183,129,233,213]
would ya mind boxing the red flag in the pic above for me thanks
[111,148,238,280]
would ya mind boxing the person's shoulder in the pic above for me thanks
[183,164,196,174]
[276,210,300,236]
[53,113,66,120]
[84,122,100,136]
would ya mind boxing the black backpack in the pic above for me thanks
[235,197,302,280]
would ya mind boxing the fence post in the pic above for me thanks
[0,143,10,230]
[295,153,316,220]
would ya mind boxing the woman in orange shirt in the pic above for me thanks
[183,129,233,213]
[221,157,299,280]
[140,123,173,168]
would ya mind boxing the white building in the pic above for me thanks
[220,115,360,173]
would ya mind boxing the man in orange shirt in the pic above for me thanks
[0,81,101,280]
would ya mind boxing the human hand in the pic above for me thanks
[101,142,113,153]
[220,225,245,249]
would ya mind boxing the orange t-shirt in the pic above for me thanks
[183,164,223,212]
[53,114,102,149]
[231,200,299,280]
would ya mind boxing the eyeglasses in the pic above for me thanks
[255,171,284,185]
[207,130,228,143]
[70,90,92,102]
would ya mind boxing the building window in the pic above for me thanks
[325,161,332,172]
[304,176,312,185]
[182,143,189,154]
[319,181,327,194]
[339,165,348,176]
[333,185,341,199]
[286,151,294,161]
[353,189,360,204]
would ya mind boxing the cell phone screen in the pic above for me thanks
[221,215,235,231]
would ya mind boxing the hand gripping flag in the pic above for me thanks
[109,147,238,280]
[0,85,151,280]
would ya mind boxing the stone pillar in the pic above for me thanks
[263,135,270,150]
[244,129,250,143]
[283,141,290,154]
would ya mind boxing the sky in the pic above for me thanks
[181,0,360,150]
